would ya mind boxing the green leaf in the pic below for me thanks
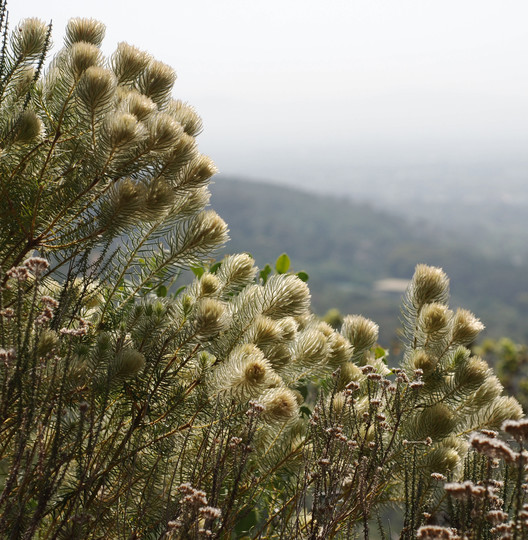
[275,253,290,274]
[209,261,221,274]
[156,285,167,297]
[234,508,259,535]
[297,384,308,399]
[174,286,186,297]
[260,264,272,283]
[296,271,309,282]
[190,265,204,278]
[300,405,312,418]
[375,346,388,363]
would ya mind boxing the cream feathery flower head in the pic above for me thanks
[259,387,299,423]
[64,18,105,47]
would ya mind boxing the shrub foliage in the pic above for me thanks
[1,8,527,539]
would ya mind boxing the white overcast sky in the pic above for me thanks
[8,0,528,187]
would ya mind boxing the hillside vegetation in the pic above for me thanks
[211,177,528,345]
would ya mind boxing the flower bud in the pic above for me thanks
[451,308,484,345]
[326,332,353,367]
[111,42,151,84]
[177,154,218,190]
[167,100,203,136]
[142,177,176,219]
[138,59,176,104]
[249,316,282,347]
[199,273,221,296]
[483,396,523,429]
[419,303,451,334]
[415,403,454,441]
[68,42,102,78]
[194,298,227,338]
[337,362,364,390]
[409,264,449,309]
[37,329,58,356]
[293,329,328,366]
[214,344,276,399]
[341,315,378,357]
[77,66,116,114]
[217,253,257,291]
[65,18,105,47]
[454,353,489,392]
[112,349,145,380]
[185,211,228,254]
[260,387,299,423]
[123,91,156,121]
[14,67,36,98]
[147,113,184,152]
[277,317,298,341]
[103,112,144,149]
[12,110,42,143]
[12,18,49,59]
[410,350,435,377]
[262,275,310,319]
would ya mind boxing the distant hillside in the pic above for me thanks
[209,176,528,345]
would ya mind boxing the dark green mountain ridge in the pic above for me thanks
[209,176,528,345]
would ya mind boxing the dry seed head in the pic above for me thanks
[68,42,102,78]
[77,66,116,113]
[341,315,379,356]
[419,303,452,334]
[470,433,518,463]
[194,298,227,338]
[262,275,311,319]
[112,349,146,379]
[451,308,485,345]
[502,418,528,440]
[416,525,454,539]
[260,387,299,423]
[65,18,105,47]
[12,110,43,143]
[410,264,449,308]
[24,257,49,276]
[12,18,49,58]
[138,59,177,104]
[111,42,151,84]
[167,100,203,136]
[147,113,184,152]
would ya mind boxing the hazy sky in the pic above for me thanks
[8,1,528,188]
